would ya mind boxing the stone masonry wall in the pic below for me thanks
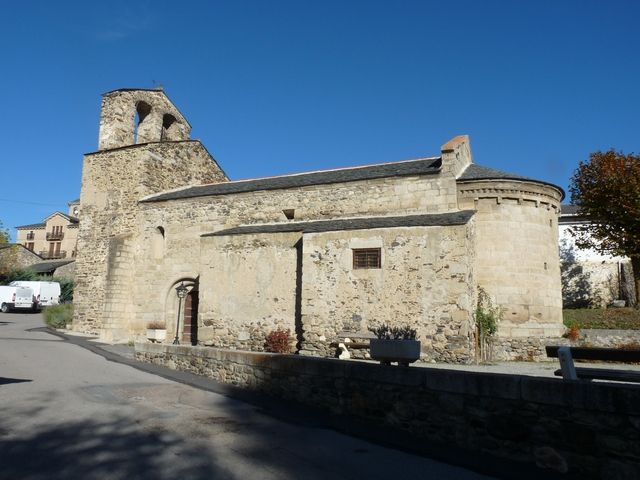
[136,343,640,479]
[299,224,476,362]
[98,89,191,150]
[73,140,226,337]
[458,180,564,338]
[130,171,461,343]
[198,231,301,350]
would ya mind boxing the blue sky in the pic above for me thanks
[1,0,638,241]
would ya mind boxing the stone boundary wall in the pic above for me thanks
[580,329,640,348]
[492,329,640,362]
[136,342,640,478]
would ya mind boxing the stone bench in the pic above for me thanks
[545,345,640,383]
[331,331,376,359]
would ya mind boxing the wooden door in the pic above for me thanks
[182,290,198,345]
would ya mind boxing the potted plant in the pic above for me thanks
[146,321,167,343]
[368,324,421,366]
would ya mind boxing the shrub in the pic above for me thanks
[43,304,73,329]
[265,329,291,353]
[52,277,74,303]
[475,287,504,362]
[368,324,417,340]
[566,325,580,342]
[0,268,38,285]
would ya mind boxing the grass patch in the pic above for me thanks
[563,308,640,330]
[42,304,73,329]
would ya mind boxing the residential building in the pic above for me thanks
[16,200,80,260]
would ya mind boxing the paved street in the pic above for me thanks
[0,312,493,480]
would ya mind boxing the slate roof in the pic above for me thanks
[204,211,475,237]
[29,259,74,274]
[458,164,565,199]
[143,157,442,203]
[16,223,45,230]
[44,211,76,223]
[560,204,580,215]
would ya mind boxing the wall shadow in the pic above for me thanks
[0,417,223,480]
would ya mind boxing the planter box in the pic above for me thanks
[370,339,421,366]
[147,328,167,343]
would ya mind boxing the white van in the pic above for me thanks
[10,281,61,310]
[0,285,35,313]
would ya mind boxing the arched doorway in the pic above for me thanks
[182,288,198,345]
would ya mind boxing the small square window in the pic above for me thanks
[353,248,381,269]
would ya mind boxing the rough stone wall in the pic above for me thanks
[136,343,640,479]
[299,224,476,362]
[458,180,564,338]
[0,245,41,271]
[73,140,226,338]
[198,232,300,350]
[53,261,75,280]
[131,170,464,345]
[440,135,473,178]
[98,90,190,150]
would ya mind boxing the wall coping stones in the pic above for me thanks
[135,342,640,414]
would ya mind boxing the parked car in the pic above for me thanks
[0,285,35,313]
[10,281,61,311]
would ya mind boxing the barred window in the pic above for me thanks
[352,248,381,269]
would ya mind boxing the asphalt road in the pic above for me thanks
[0,312,494,480]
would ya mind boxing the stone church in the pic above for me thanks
[72,88,565,362]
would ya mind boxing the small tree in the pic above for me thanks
[475,287,503,363]
[569,150,640,306]
[0,220,9,245]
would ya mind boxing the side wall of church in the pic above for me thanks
[299,223,477,363]
[130,169,464,344]
[198,232,301,351]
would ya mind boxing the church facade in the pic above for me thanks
[72,88,565,362]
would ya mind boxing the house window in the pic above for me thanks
[353,248,381,269]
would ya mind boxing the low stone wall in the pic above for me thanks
[580,329,640,348]
[493,336,570,362]
[136,342,640,478]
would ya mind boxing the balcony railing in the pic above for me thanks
[46,231,64,241]
[39,250,67,259]
[26,233,35,240]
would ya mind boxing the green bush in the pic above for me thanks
[0,268,38,285]
[563,308,640,330]
[43,304,73,329]
[51,276,74,303]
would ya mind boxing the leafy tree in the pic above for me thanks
[569,149,640,306]
[0,220,9,245]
